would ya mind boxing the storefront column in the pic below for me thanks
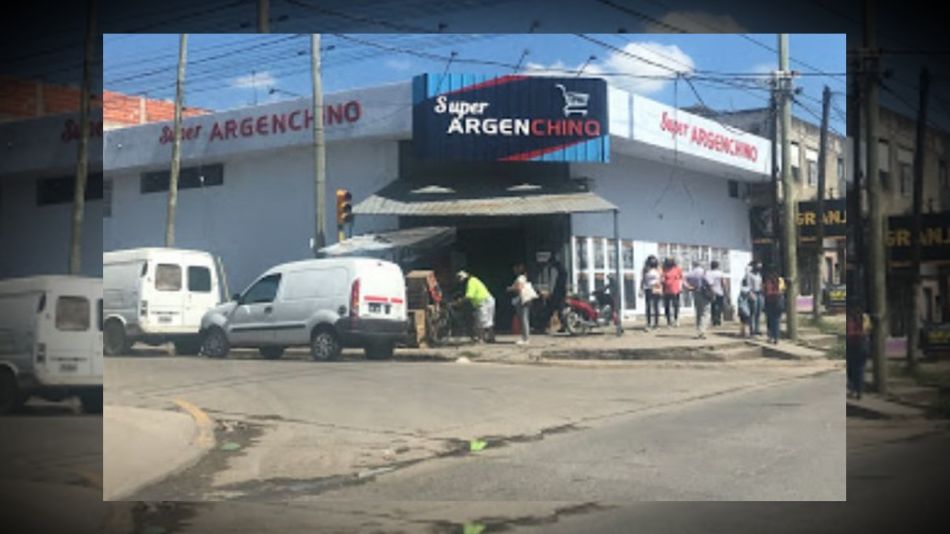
[613,208,622,336]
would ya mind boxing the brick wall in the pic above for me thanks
[0,76,208,126]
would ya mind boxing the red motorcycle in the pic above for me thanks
[561,286,617,335]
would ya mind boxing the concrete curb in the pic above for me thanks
[104,402,216,500]
[173,398,217,450]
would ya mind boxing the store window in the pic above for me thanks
[806,148,819,186]
[574,236,636,311]
[878,140,891,190]
[898,148,913,198]
[658,242,732,309]
[141,164,224,194]
[790,142,801,181]
[37,173,104,206]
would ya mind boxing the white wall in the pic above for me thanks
[571,152,753,251]
[0,176,103,278]
[103,139,400,292]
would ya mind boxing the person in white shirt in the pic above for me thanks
[640,255,662,331]
[706,261,728,327]
[508,263,537,345]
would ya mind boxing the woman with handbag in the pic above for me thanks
[509,263,538,346]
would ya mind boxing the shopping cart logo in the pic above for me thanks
[555,84,589,117]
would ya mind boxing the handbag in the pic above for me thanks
[521,281,538,303]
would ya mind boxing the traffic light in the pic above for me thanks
[336,189,353,228]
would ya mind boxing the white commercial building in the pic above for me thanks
[2,76,774,329]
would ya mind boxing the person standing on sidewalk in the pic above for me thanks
[706,261,727,327]
[737,277,752,338]
[508,263,538,345]
[763,267,784,344]
[744,261,764,337]
[846,308,871,399]
[640,256,662,331]
[685,261,711,339]
[662,257,683,327]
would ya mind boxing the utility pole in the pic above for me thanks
[851,62,864,311]
[165,33,187,248]
[907,67,930,369]
[311,34,327,255]
[778,34,799,341]
[68,0,96,274]
[258,0,269,32]
[769,90,781,270]
[864,0,887,393]
[814,85,832,321]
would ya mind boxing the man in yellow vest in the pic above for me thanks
[457,271,495,343]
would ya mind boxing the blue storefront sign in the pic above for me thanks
[412,73,609,162]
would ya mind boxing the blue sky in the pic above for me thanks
[104,33,846,134]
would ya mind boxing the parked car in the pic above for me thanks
[199,257,408,360]
[0,276,103,414]
[103,248,228,356]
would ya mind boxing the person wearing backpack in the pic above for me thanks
[684,261,711,339]
[763,267,784,344]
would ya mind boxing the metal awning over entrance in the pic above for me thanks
[352,179,617,217]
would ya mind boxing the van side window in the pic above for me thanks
[188,266,212,293]
[242,274,281,304]
[97,299,103,331]
[56,296,90,332]
[155,264,182,291]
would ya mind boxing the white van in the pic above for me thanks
[200,258,408,360]
[0,276,103,414]
[103,248,228,356]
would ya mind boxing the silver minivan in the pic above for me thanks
[199,258,408,360]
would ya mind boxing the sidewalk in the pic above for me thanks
[103,404,212,500]
[403,322,829,364]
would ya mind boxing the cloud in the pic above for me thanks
[524,41,695,95]
[646,10,747,33]
[385,58,413,71]
[230,71,277,90]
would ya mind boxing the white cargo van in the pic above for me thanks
[103,248,228,356]
[0,276,103,414]
[200,258,408,361]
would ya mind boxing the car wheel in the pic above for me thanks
[103,320,129,356]
[259,346,285,360]
[311,328,341,361]
[201,327,230,359]
[365,341,394,360]
[79,390,103,414]
[0,369,24,415]
[174,337,202,356]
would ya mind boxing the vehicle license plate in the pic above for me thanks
[60,363,77,372]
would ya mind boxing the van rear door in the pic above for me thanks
[183,261,218,331]
[146,261,186,329]
[37,291,98,387]
[355,261,406,322]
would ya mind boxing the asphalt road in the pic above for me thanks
[104,352,844,502]
[307,371,845,502]
[3,377,948,533]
